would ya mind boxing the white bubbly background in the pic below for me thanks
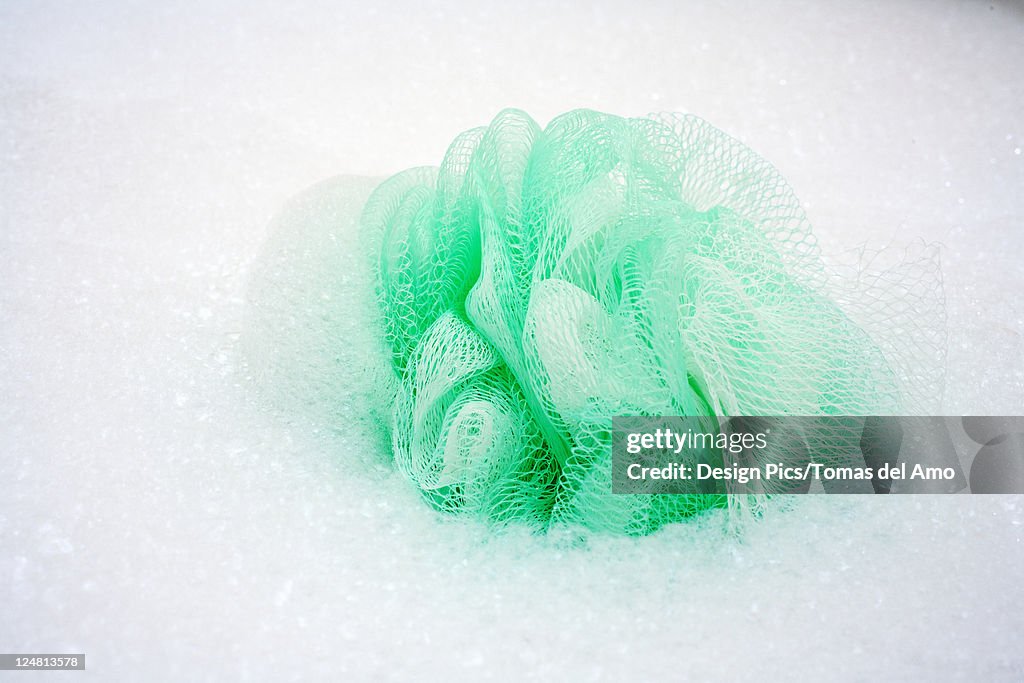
[2,1,1023,680]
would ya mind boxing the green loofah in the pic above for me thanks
[361,109,944,534]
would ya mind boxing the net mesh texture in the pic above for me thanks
[360,109,945,535]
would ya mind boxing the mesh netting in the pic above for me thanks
[361,109,945,534]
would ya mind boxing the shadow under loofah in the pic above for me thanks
[360,109,945,535]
